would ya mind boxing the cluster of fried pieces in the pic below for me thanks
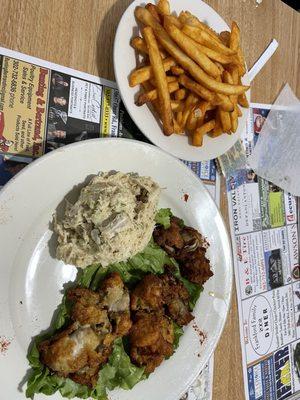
[129,0,250,146]
[38,217,213,388]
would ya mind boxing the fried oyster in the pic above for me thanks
[39,272,131,387]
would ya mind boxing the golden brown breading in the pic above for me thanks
[131,274,163,311]
[39,323,101,378]
[160,272,194,326]
[129,312,174,373]
[100,272,130,313]
[67,287,109,327]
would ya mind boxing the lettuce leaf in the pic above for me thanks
[155,208,172,228]
[173,323,184,349]
[78,240,169,290]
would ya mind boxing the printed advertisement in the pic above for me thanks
[227,105,300,400]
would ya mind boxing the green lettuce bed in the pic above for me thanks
[26,210,203,399]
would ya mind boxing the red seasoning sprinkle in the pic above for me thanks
[183,193,189,202]
[0,336,11,354]
[192,323,207,346]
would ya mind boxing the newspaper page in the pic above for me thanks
[0,46,218,400]
[226,103,299,400]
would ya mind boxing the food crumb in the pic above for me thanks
[0,337,11,354]
[192,323,207,346]
[183,193,189,202]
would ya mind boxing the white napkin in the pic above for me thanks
[248,83,300,196]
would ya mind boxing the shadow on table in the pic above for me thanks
[96,0,133,80]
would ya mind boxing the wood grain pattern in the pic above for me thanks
[0,0,299,399]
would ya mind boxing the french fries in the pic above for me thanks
[182,25,236,56]
[135,7,249,95]
[129,57,176,86]
[193,119,216,146]
[164,19,221,78]
[143,26,174,135]
[129,1,250,146]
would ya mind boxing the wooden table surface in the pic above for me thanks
[0,0,299,399]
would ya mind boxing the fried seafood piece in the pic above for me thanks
[67,287,109,327]
[131,272,193,326]
[160,272,194,326]
[131,274,163,311]
[153,217,213,286]
[153,217,184,255]
[39,273,132,388]
[39,323,102,387]
[129,312,174,373]
[100,272,132,336]
[177,247,213,286]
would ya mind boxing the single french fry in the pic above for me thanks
[164,15,182,29]
[182,25,236,56]
[237,105,242,116]
[150,75,177,86]
[196,101,210,127]
[176,110,183,126]
[136,80,179,105]
[171,65,185,75]
[157,0,170,16]
[229,21,240,52]
[142,27,174,135]
[218,107,231,132]
[237,47,246,76]
[178,11,220,42]
[192,119,215,146]
[213,93,234,112]
[195,43,236,65]
[131,36,167,58]
[145,3,162,23]
[129,56,176,87]
[219,31,230,46]
[231,104,238,133]
[238,92,249,108]
[215,62,224,73]
[134,8,249,95]
[181,93,198,128]
[178,74,214,102]
[131,36,149,54]
[164,19,220,78]
[174,88,187,100]
[173,118,185,134]
[222,70,237,106]
[141,81,160,112]
[209,113,223,137]
[171,100,184,112]
[186,103,201,131]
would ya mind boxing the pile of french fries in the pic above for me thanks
[129,0,250,147]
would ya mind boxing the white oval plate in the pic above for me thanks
[0,138,232,400]
[114,0,250,162]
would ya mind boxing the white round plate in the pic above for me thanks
[0,138,232,400]
[114,0,250,162]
